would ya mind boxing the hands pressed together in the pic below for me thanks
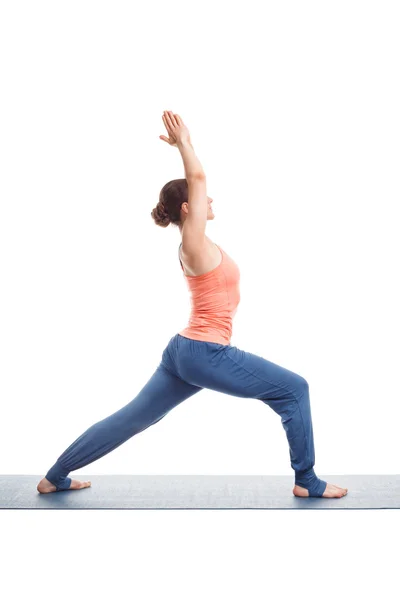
[160,110,191,147]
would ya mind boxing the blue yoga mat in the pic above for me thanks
[1,474,399,509]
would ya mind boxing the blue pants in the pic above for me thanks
[45,333,327,497]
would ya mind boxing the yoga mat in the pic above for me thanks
[1,474,399,509]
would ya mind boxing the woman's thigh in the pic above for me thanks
[177,341,307,403]
[105,363,204,434]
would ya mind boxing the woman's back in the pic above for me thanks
[178,239,241,345]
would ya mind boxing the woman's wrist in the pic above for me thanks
[177,139,192,150]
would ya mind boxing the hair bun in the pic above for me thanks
[151,202,170,227]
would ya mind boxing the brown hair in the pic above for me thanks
[151,178,188,228]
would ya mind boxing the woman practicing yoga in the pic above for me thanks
[37,110,348,498]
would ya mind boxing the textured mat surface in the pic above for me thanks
[1,474,399,509]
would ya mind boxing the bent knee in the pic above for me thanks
[294,375,309,397]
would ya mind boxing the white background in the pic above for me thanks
[1,1,399,598]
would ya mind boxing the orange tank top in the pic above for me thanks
[178,242,241,345]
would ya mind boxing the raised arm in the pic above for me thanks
[160,111,208,254]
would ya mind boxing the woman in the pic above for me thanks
[37,111,347,498]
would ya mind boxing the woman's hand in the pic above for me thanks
[159,110,191,147]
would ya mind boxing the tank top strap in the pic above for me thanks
[178,242,184,271]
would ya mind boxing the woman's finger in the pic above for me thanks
[162,114,169,130]
[174,113,183,126]
[170,112,180,127]
[164,111,175,130]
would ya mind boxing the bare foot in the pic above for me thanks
[293,482,348,498]
[37,477,91,494]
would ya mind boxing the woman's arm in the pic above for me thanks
[160,112,207,253]
[177,139,206,180]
